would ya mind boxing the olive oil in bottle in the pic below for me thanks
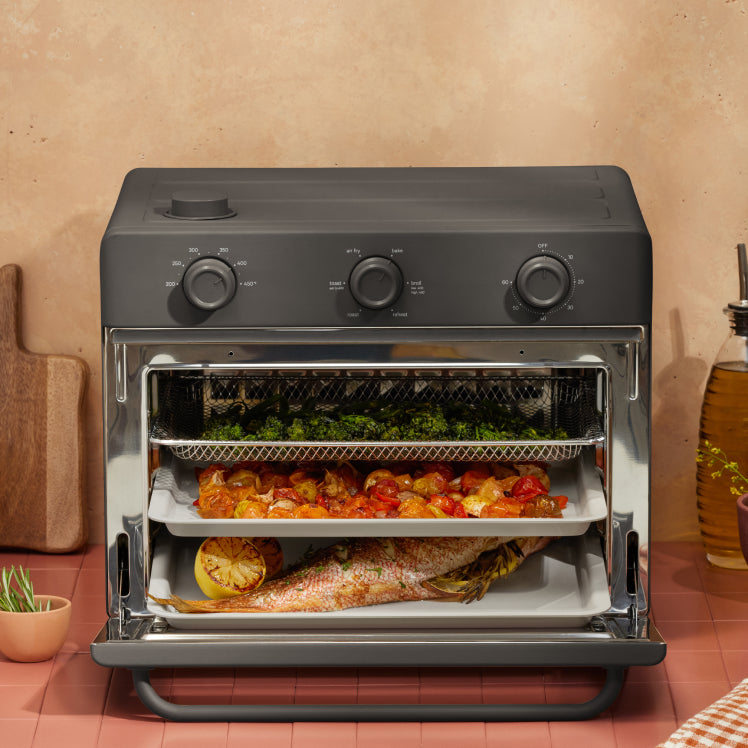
[697,244,748,569]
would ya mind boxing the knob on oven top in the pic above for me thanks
[165,190,236,220]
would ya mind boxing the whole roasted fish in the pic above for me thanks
[151,535,552,614]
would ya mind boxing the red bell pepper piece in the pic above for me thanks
[374,492,401,507]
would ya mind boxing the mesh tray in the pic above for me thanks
[150,370,604,463]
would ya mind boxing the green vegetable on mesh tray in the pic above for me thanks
[200,397,569,442]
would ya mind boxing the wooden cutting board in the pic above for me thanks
[0,264,88,552]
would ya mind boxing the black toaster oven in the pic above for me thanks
[91,166,665,721]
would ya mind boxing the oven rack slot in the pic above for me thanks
[149,370,603,464]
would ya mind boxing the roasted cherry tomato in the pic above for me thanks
[273,487,303,503]
[412,471,448,496]
[363,469,395,491]
[197,486,236,518]
[420,462,456,481]
[429,494,456,516]
[372,478,399,498]
[339,495,376,518]
[293,504,331,519]
[510,475,548,502]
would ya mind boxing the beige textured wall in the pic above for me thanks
[2,0,747,544]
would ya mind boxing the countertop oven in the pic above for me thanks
[91,166,665,721]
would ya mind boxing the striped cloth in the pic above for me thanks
[659,679,748,747]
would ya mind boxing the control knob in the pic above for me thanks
[514,255,571,310]
[182,257,237,311]
[165,190,236,220]
[349,256,404,310]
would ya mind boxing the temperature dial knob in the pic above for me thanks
[515,255,571,310]
[349,256,404,310]
[182,257,237,311]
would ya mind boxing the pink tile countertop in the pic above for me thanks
[0,541,746,747]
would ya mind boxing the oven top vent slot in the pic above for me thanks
[150,370,603,464]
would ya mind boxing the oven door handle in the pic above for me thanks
[131,667,624,722]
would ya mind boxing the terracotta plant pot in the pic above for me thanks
[0,595,71,662]
[738,494,748,566]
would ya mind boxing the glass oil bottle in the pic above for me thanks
[697,243,748,569]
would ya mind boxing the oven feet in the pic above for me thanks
[130,667,625,722]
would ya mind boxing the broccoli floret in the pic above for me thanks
[326,420,353,441]
[518,426,543,439]
[254,416,287,441]
[301,414,334,440]
[379,424,403,441]
[202,422,246,441]
[448,421,475,440]
[286,418,308,441]
[400,405,449,440]
[474,422,511,441]
[201,409,247,440]
[336,414,383,440]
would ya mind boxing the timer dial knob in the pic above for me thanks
[182,257,237,311]
[349,256,404,310]
[515,255,571,310]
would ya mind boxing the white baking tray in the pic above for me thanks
[147,452,606,538]
[146,531,610,630]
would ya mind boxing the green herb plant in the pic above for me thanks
[0,566,51,613]
[696,441,748,496]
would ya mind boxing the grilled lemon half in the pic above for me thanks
[194,537,268,600]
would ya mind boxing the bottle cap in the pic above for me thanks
[728,243,748,311]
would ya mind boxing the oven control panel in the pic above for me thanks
[177,249,573,314]
[100,167,652,328]
[101,231,651,328]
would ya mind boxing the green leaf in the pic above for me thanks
[0,565,43,613]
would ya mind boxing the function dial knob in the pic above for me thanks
[515,255,571,310]
[348,256,404,310]
[182,257,237,311]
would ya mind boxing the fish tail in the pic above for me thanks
[148,593,224,614]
